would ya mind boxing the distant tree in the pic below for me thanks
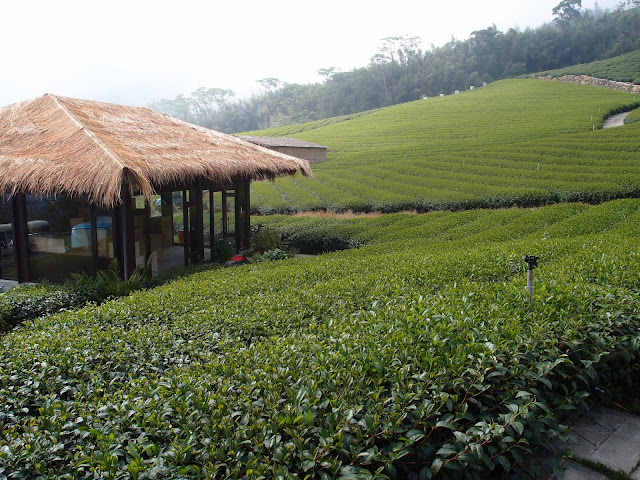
[147,88,234,131]
[189,87,235,128]
[317,67,339,82]
[469,25,502,78]
[257,78,283,93]
[148,94,194,124]
[553,0,583,26]
[378,36,404,63]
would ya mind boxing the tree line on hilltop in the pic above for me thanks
[149,2,640,133]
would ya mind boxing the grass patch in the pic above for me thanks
[572,459,633,480]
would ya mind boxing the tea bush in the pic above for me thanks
[0,259,224,334]
[0,282,80,333]
[251,248,292,262]
[283,229,364,254]
[2,200,640,478]
[0,297,10,332]
[251,223,283,252]
[625,106,640,124]
[210,237,235,263]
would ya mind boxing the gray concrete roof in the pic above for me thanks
[237,135,328,150]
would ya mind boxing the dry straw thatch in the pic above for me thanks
[0,94,312,207]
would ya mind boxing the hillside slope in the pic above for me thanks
[247,79,640,213]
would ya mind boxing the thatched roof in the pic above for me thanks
[0,94,312,208]
[237,135,328,150]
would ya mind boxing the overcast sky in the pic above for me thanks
[0,0,623,108]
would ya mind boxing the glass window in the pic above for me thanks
[203,189,212,261]
[186,188,201,264]
[222,190,235,239]
[27,194,94,283]
[132,195,148,269]
[152,190,186,275]
[94,212,115,271]
[236,184,250,251]
[0,194,17,281]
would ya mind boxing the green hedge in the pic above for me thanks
[0,260,228,335]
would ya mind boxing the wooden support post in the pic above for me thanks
[222,190,228,238]
[234,186,242,253]
[182,189,189,267]
[191,186,204,262]
[244,183,251,250]
[209,189,214,257]
[118,187,135,280]
[12,193,29,283]
[90,205,98,277]
[144,200,151,266]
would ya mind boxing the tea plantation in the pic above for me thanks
[248,79,640,214]
[2,200,640,478]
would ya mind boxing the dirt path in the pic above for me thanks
[603,111,632,128]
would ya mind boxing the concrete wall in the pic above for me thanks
[272,146,327,164]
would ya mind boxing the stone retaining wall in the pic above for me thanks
[538,74,640,93]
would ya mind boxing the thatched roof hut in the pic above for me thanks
[0,94,311,208]
[0,94,312,284]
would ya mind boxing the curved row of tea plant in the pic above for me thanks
[0,283,81,333]
[2,200,640,478]
[535,49,640,84]
[625,106,640,124]
[0,259,231,335]
[248,79,640,214]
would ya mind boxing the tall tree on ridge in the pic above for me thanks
[553,0,583,26]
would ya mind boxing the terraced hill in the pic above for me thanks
[246,79,640,214]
